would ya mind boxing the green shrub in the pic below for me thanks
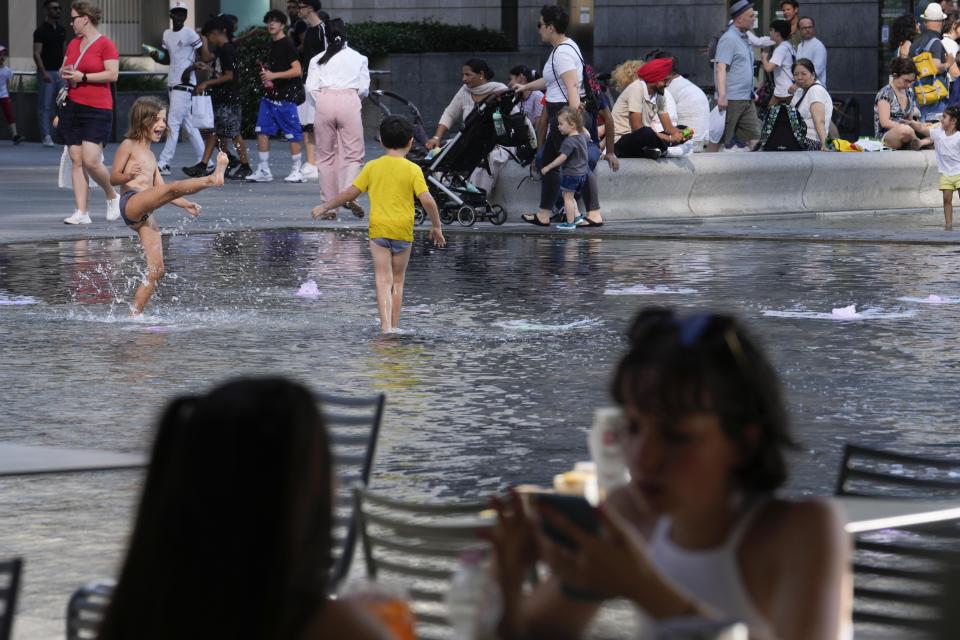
[347,20,513,58]
[234,27,273,138]
[116,58,167,92]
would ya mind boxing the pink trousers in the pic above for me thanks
[312,88,365,201]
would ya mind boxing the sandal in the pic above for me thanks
[521,213,550,226]
[576,216,604,227]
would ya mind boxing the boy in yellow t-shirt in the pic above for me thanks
[312,115,445,334]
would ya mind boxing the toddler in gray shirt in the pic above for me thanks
[540,106,590,230]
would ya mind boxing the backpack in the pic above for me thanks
[553,42,602,116]
[757,104,807,151]
[912,37,949,107]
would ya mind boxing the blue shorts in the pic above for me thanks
[255,98,303,141]
[371,237,412,254]
[560,173,587,193]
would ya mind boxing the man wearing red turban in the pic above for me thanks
[609,58,688,159]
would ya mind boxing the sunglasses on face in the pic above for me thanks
[69,15,84,23]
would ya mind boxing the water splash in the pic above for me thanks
[0,293,38,306]
[604,284,698,296]
[495,317,602,332]
[295,280,321,298]
[762,306,916,321]
[897,294,960,304]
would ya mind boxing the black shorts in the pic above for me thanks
[58,100,113,146]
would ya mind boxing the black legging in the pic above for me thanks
[613,127,668,158]
[539,101,595,210]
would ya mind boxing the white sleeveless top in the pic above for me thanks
[648,500,775,637]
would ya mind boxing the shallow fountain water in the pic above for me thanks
[3,230,960,632]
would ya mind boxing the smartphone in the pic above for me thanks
[535,493,600,550]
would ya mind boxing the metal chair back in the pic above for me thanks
[321,391,386,588]
[353,487,493,640]
[65,579,114,640]
[0,558,22,640]
[836,444,960,498]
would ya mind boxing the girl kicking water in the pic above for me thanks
[109,96,227,314]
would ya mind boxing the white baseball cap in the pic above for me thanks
[921,3,948,21]
[0,45,7,54]
[170,2,188,12]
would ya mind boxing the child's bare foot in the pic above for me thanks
[211,152,228,186]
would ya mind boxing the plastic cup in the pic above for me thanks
[339,579,415,640]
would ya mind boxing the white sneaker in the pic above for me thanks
[284,168,306,183]
[158,164,172,175]
[42,135,55,148]
[63,210,92,225]
[300,163,319,181]
[246,167,273,182]
[106,195,120,221]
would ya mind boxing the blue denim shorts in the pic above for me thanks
[560,173,587,193]
[371,237,412,254]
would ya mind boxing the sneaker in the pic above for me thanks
[555,221,578,230]
[182,162,207,178]
[12,135,23,145]
[245,167,273,183]
[158,164,171,176]
[300,163,319,181]
[226,154,240,171]
[640,148,662,160]
[343,201,365,219]
[106,196,120,221]
[42,135,55,148]
[284,168,306,183]
[228,163,253,180]
[64,210,92,225]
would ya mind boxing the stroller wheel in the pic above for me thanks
[440,208,455,225]
[414,205,426,226]
[490,204,507,226]
[457,205,477,227]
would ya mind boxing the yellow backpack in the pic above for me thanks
[913,39,949,106]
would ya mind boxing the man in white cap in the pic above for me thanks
[150,2,205,175]
[709,0,762,151]
[910,2,955,121]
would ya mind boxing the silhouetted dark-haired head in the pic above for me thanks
[380,115,415,149]
[98,377,334,640]
[612,308,795,492]
[890,55,918,77]
[264,8,287,25]
[770,19,792,40]
[540,5,570,34]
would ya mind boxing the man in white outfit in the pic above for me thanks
[151,2,205,175]
[796,17,827,87]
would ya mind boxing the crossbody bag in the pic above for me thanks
[57,34,102,109]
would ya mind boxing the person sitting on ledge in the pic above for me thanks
[610,58,688,160]
[491,308,852,640]
[874,56,934,150]
[97,377,392,640]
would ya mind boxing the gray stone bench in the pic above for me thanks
[490,150,942,220]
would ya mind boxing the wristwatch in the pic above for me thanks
[82,73,87,83]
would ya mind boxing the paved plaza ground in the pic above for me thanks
[3,141,960,245]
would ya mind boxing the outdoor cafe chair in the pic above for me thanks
[836,443,960,636]
[835,443,960,499]
[65,579,114,640]
[353,486,493,640]
[0,557,23,640]
[321,391,386,589]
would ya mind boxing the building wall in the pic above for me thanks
[323,0,502,29]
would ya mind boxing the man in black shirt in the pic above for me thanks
[33,0,66,146]
[288,0,306,47]
[185,18,251,179]
[248,9,307,183]
[295,0,327,181]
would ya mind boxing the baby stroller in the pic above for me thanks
[417,90,537,226]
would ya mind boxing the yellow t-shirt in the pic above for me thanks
[352,155,428,243]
